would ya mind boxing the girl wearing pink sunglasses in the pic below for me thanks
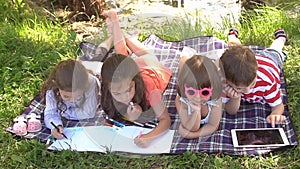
[175,55,223,139]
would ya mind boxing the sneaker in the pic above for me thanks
[26,112,42,133]
[12,115,28,136]
[228,28,241,46]
[274,28,288,43]
[228,28,239,38]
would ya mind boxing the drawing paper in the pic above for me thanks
[48,126,175,154]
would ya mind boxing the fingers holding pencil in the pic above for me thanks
[51,126,65,139]
[134,133,153,148]
[126,102,143,120]
[50,122,68,140]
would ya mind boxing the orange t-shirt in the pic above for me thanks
[135,54,172,106]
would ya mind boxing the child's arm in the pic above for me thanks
[178,98,222,139]
[44,90,66,139]
[175,95,201,131]
[264,75,286,127]
[134,93,171,148]
[44,90,63,129]
[223,84,242,115]
[267,103,286,127]
[124,37,149,57]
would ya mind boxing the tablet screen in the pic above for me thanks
[236,129,284,145]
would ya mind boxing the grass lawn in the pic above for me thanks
[0,0,299,168]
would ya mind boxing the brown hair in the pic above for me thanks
[100,54,147,120]
[177,55,222,100]
[41,59,89,113]
[220,46,257,86]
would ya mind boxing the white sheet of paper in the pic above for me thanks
[111,126,174,154]
[48,126,175,154]
[47,127,105,152]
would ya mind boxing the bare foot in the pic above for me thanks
[103,10,119,22]
[103,10,120,34]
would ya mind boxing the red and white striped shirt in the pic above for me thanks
[241,54,281,107]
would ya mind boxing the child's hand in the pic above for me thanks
[266,114,286,128]
[189,102,201,112]
[223,84,242,99]
[126,103,142,121]
[134,134,153,148]
[51,125,65,139]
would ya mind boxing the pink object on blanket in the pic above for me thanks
[12,115,27,136]
[26,112,42,133]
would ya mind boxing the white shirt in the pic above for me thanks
[44,74,100,130]
[179,97,218,124]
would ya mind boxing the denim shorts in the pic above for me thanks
[256,48,287,69]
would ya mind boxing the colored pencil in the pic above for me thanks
[107,117,126,127]
[101,121,120,130]
[121,117,144,127]
[129,101,134,110]
[137,130,143,138]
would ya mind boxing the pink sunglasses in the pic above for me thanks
[184,84,213,98]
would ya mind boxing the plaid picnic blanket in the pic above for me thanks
[6,34,298,155]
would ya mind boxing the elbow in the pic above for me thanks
[180,133,191,139]
[165,115,171,126]
[225,107,238,115]
[226,110,238,115]
[159,115,171,129]
[178,129,198,139]
[159,110,171,127]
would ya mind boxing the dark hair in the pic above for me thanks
[41,59,89,113]
[100,54,147,119]
[177,55,222,100]
[220,46,258,86]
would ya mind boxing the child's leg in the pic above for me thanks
[124,36,148,57]
[103,10,128,56]
[263,28,288,69]
[228,28,242,46]
[97,36,113,52]
[269,28,287,51]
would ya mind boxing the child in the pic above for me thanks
[42,59,100,139]
[100,10,172,148]
[220,28,287,127]
[175,55,223,139]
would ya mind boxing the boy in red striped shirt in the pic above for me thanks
[220,28,288,127]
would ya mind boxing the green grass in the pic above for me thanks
[0,1,299,168]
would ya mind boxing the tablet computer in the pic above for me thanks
[231,128,289,148]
